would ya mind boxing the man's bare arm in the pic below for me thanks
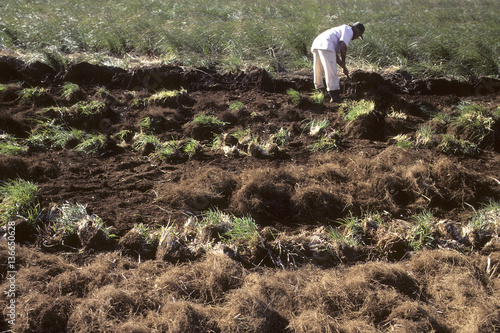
[338,41,347,68]
[338,41,349,77]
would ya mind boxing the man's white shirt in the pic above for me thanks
[311,25,354,54]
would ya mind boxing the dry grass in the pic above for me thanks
[155,166,238,212]
[153,253,244,304]
[408,250,500,332]
[152,145,496,229]
[230,168,299,223]
[3,242,500,333]
[16,294,74,333]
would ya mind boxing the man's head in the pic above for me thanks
[350,22,365,40]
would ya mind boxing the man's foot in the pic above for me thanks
[316,87,327,95]
[328,90,343,103]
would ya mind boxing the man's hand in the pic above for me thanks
[343,66,350,78]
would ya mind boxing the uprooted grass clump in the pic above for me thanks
[3,118,112,155]
[56,100,109,130]
[439,133,481,156]
[0,178,40,226]
[340,99,376,122]
[18,87,52,106]
[194,208,260,246]
[436,102,496,155]
[148,89,189,108]
[393,102,498,155]
[0,133,28,155]
[461,199,500,248]
[39,202,114,251]
[451,102,495,145]
[184,114,228,141]
[73,133,107,155]
[60,82,82,101]
[129,130,201,161]
[25,119,83,152]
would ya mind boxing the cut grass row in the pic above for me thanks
[2,182,499,264]
[0,0,498,78]
[2,83,498,158]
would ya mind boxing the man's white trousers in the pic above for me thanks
[312,49,340,91]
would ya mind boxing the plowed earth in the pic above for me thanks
[1,57,500,332]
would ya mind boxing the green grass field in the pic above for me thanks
[1,0,499,78]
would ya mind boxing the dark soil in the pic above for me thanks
[1,57,500,332]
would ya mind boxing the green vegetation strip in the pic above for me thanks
[0,0,498,78]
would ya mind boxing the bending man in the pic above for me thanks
[311,22,365,103]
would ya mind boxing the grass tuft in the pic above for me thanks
[229,101,245,112]
[393,134,414,149]
[18,87,50,105]
[308,136,340,152]
[52,202,110,237]
[224,215,259,244]
[192,114,227,128]
[286,88,302,106]
[462,199,500,239]
[0,133,28,155]
[415,123,435,148]
[308,117,330,136]
[0,178,40,226]
[408,210,435,251]
[271,128,290,147]
[340,100,375,121]
[453,102,494,145]
[197,208,259,245]
[72,100,106,116]
[148,89,184,107]
[439,134,480,156]
[26,119,83,152]
[309,90,325,104]
[74,133,106,155]
[133,223,160,245]
[61,82,80,100]
[155,139,181,161]
[337,213,364,247]
[180,138,201,159]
